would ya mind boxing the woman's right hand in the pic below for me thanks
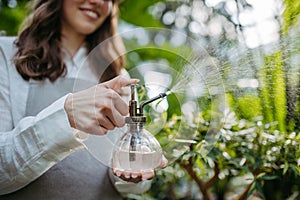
[64,75,139,135]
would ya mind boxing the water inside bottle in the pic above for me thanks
[113,149,162,172]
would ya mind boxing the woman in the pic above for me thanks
[0,0,166,199]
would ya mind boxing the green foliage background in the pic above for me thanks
[1,0,299,199]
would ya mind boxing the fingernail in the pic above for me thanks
[116,171,121,177]
[131,173,138,178]
[125,174,130,179]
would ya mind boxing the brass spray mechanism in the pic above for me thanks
[126,84,171,124]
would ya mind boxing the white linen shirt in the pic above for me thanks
[0,37,150,196]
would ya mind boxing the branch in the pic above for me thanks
[179,156,213,200]
[233,181,254,200]
[205,162,220,188]
[234,169,261,200]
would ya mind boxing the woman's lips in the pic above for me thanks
[80,8,100,20]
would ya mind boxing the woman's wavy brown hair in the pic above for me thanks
[13,0,125,82]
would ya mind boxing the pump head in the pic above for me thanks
[126,84,171,124]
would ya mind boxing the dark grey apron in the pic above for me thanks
[0,78,122,200]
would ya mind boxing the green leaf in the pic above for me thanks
[253,159,261,170]
[119,0,163,27]
[0,5,26,36]
[256,172,266,179]
[255,182,266,199]
[260,175,278,180]
[283,161,289,174]
[246,182,256,198]
[283,0,300,34]
[236,94,262,120]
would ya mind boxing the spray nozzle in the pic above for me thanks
[128,84,171,119]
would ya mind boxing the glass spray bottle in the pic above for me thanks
[112,85,170,172]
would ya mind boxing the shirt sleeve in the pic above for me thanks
[0,46,84,195]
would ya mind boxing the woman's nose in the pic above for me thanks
[88,0,112,14]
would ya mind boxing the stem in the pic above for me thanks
[180,156,220,200]
[205,162,220,188]
[233,181,254,200]
[234,169,261,200]
[180,159,212,200]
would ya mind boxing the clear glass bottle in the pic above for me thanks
[112,117,163,172]
[112,84,167,173]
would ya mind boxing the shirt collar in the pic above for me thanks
[62,44,87,69]
[62,44,88,78]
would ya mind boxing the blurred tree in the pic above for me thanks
[1,0,299,199]
[0,0,27,35]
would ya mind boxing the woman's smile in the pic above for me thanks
[62,0,112,35]
[61,0,113,54]
[80,8,100,20]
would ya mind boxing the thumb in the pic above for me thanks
[103,75,139,91]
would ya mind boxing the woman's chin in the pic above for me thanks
[77,24,100,36]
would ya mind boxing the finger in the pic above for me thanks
[103,90,128,116]
[88,124,108,135]
[123,171,131,179]
[113,94,129,116]
[94,89,126,127]
[127,175,143,183]
[116,172,143,183]
[104,75,139,91]
[113,168,123,177]
[97,113,115,130]
[104,108,125,127]
[141,170,155,180]
[160,155,168,168]
[131,172,140,179]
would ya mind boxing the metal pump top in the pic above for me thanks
[125,84,171,124]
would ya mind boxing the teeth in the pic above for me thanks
[85,10,98,18]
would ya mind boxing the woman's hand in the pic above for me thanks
[64,75,139,135]
[113,156,168,183]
